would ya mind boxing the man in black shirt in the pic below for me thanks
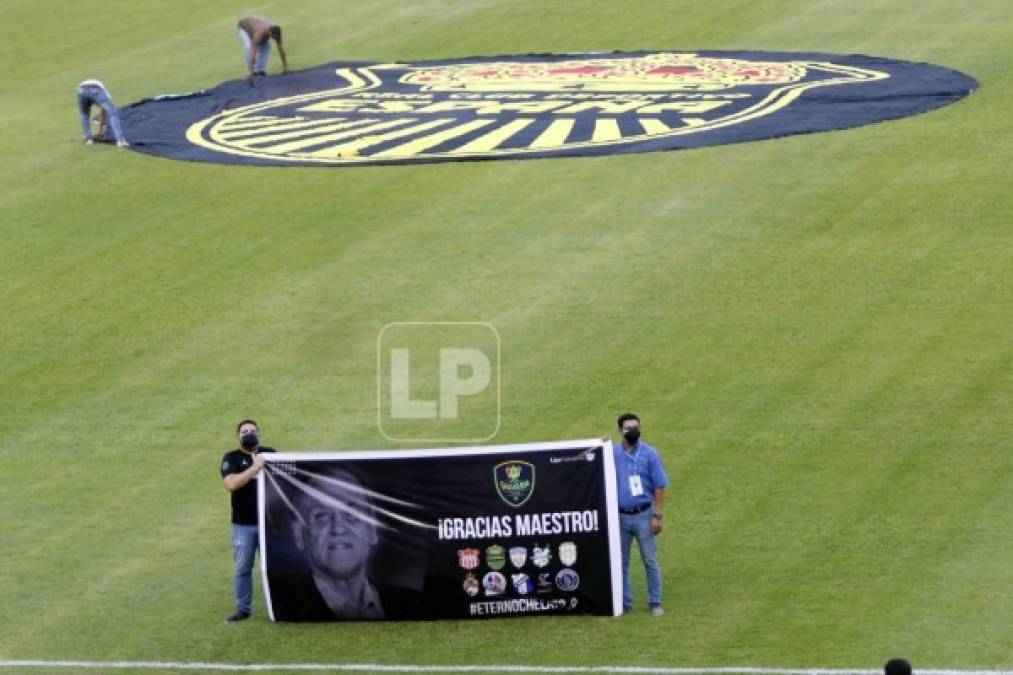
[221,419,277,622]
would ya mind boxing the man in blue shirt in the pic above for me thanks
[613,412,668,615]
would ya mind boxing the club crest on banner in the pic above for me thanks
[512,573,535,595]
[485,544,506,570]
[559,541,578,566]
[494,461,535,507]
[463,572,480,596]
[556,568,580,592]
[483,571,507,596]
[532,544,552,568]
[509,546,528,568]
[457,548,480,570]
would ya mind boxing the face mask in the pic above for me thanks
[240,433,259,450]
[623,429,641,445]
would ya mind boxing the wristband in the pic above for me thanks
[652,512,663,520]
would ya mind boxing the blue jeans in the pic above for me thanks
[77,85,125,143]
[231,524,259,614]
[237,26,271,73]
[619,509,662,609]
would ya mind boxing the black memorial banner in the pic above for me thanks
[257,440,621,621]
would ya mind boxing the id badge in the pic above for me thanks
[629,474,644,497]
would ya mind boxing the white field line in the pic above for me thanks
[0,663,1010,674]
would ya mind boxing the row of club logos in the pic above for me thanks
[459,543,580,597]
[463,568,580,597]
[458,543,577,571]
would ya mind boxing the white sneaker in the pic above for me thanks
[117,140,130,148]
[650,605,665,616]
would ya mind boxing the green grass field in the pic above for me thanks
[2,0,1012,672]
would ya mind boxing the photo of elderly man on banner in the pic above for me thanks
[258,440,622,621]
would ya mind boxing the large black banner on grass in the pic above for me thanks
[121,50,976,167]
[258,440,621,621]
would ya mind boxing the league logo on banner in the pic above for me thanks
[257,439,622,621]
[122,51,976,167]
[494,461,535,507]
